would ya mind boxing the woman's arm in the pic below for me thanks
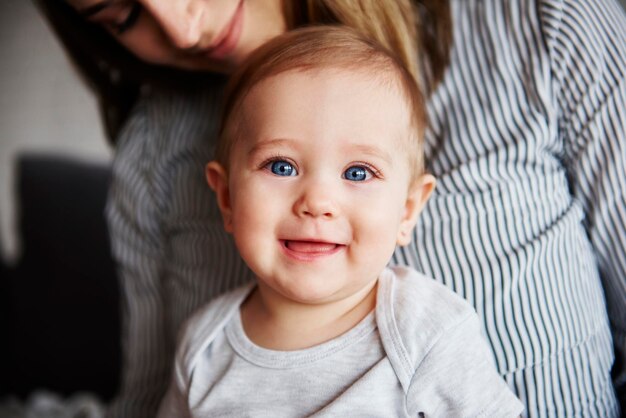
[541,0,626,399]
[104,83,251,418]
[104,93,173,418]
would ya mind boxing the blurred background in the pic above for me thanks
[1,0,111,263]
[1,0,118,412]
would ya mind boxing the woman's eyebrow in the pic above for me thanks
[78,1,115,17]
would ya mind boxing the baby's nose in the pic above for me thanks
[293,181,339,219]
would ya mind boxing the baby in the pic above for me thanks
[158,26,523,417]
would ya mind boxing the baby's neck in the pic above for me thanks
[240,280,377,351]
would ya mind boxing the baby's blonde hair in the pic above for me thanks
[216,26,427,180]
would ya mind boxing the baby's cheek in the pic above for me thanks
[352,220,397,259]
[232,224,264,272]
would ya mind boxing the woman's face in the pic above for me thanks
[66,0,287,73]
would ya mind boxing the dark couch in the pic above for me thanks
[1,154,121,402]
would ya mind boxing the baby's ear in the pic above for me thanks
[397,174,436,246]
[206,161,233,233]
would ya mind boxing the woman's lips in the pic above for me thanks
[205,0,244,60]
[281,240,344,261]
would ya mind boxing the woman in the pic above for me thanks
[38,0,625,417]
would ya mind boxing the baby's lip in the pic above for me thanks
[283,240,342,253]
[280,239,346,260]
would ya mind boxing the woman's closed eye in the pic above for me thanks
[85,1,143,35]
[109,2,142,34]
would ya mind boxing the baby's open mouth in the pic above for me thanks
[283,240,342,254]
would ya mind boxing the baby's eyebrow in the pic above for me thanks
[248,138,297,155]
[247,138,393,165]
[345,143,393,165]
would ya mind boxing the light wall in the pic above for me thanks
[0,0,111,262]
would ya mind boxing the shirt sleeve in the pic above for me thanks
[540,0,626,392]
[104,94,172,418]
[406,313,524,417]
[104,84,251,418]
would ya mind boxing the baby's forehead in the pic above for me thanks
[240,67,413,127]
[243,68,410,121]
[252,65,406,95]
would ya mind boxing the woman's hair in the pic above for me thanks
[36,0,451,142]
[289,0,452,92]
[35,0,218,141]
[216,26,427,180]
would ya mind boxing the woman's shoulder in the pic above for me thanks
[116,80,225,152]
[111,81,226,174]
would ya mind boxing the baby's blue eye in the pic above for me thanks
[269,160,297,176]
[343,166,370,181]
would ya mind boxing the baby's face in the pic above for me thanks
[213,68,429,306]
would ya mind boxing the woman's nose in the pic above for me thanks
[141,0,203,50]
[293,181,339,219]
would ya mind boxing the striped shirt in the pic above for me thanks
[104,0,626,417]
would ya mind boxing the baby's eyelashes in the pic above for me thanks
[267,160,297,177]
[342,164,381,182]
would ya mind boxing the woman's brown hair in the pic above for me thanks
[36,0,451,142]
[35,0,226,141]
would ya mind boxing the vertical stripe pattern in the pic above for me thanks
[394,0,625,416]
[105,81,255,418]
[104,1,625,417]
